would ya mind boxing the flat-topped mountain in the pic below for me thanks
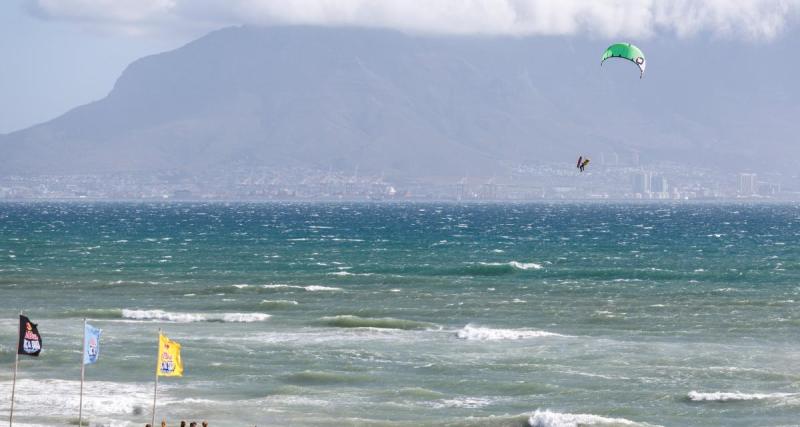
[2,26,798,177]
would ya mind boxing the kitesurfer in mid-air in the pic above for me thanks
[577,156,590,172]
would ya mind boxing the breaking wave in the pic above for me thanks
[260,299,299,308]
[327,271,374,277]
[461,261,543,276]
[261,284,342,292]
[305,285,343,291]
[456,325,566,340]
[121,309,271,323]
[502,261,543,270]
[687,391,797,402]
[529,409,660,427]
[319,315,435,330]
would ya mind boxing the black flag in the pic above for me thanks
[18,315,42,356]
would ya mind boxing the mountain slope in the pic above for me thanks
[2,26,798,177]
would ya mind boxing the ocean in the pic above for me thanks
[1,202,799,426]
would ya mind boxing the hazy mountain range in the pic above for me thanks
[2,25,798,178]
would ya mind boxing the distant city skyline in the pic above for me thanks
[0,161,791,202]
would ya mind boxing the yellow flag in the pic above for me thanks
[157,334,183,377]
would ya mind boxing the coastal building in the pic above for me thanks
[738,173,757,196]
[632,171,652,196]
[650,175,669,199]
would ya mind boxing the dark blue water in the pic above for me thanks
[1,202,800,426]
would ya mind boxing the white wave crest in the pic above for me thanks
[510,261,543,270]
[431,397,492,409]
[328,271,354,276]
[327,271,373,277]
[687,391,796,402]
[304,285,342,291]
[261,284,303,289]
[529,409,658,427]
[122,309,205,322]
[220,313,272,322]
[480,261,543,270]
[261,284,342,291]
[260,299,299,305]
[122,309,270,323]
[456,325,565,340]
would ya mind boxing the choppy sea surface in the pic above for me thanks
[2,202,800,427]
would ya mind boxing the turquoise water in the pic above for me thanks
[1,202,800,426]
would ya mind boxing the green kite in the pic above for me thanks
[601,43,646,78]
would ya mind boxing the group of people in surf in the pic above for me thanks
[146,421,208,427]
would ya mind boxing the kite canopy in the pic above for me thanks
[601,43,646,78]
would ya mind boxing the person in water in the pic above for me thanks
[579,158,590,172]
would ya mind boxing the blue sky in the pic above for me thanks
[2,0,799,134]
[0,0,190,133]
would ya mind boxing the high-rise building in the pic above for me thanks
[738,173,757,196]
[651,175,668,193]
[479,182,498,200]
[650,175,669,198]
[632,171,651,195]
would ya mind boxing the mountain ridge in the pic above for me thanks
[2,25,798,177]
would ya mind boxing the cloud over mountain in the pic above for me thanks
[30,0,800,40]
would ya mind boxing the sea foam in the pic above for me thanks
[327,271,373,277]
[304,285,343,291]
[121,309,270,323]
[463,261,544,276]
[481,261,543,270]
[0,378,151,424]
[261,284,342,291]
[456,325,565,340]
[529,409,659,427]
[687,391,796,402]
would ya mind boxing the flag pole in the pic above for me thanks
[78,318,86,427]
[9,349,17,427]
[9,311,21,427]
[151,328,161,427]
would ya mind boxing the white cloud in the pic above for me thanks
[33,0,176,22]
[28,0,800,40]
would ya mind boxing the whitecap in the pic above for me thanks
[220,313,271,322]
[328,271,354,276]
[262,284,304,290]
[687,391,796,402]
[432,397,492,409]
[479,261,543,270]
[121,309,270,323]
[304,285,343,291]
[327,271,373,277]
[509,261,543,270]
[456,325,566,340]
[529,409,660,427]
[260,299,299,306]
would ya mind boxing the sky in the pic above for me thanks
[2,0,800,134]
